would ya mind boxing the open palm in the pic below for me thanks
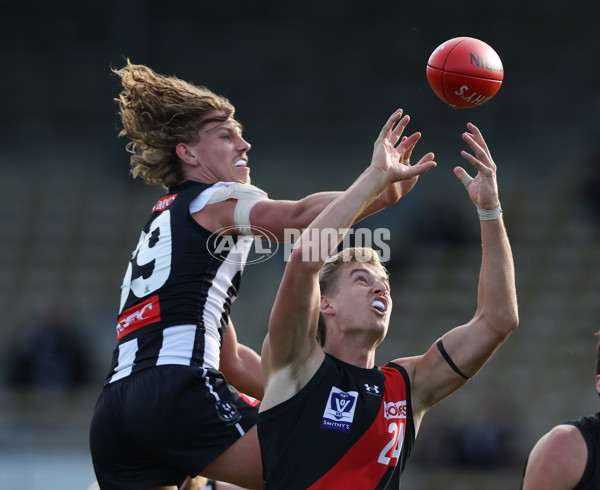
[371,109,436,199]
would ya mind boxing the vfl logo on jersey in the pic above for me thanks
[321,386,358,434]
[384,400,407,420]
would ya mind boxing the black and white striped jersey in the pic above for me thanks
[106,181,253,384]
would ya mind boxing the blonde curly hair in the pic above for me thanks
[113,60,236,188]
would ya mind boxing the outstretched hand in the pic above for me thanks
[371,109,436,197]
[454,122,500,210]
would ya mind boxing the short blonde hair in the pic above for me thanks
[317,247,388,346]
[113,60,236,188]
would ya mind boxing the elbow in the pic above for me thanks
[476,301,519,339]
[505,311,520,334]
[490,307,519,338]
[506,301,520,332]
[219,356,241,383]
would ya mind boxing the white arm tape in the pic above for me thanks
[476,204,502,221]
[460,174,474,188]
[205,182,269,235]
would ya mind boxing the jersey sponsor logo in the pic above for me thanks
[321,386,358,434]
[116,295,161,340]
[152,193,177,213]
[384,400,406,420]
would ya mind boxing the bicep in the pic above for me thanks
[249,193,342,241]
[439,319,509,380]
[405,320,506,413]
[249,199,302,241]
[193,199,303,240]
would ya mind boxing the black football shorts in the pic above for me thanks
[89,365,260,490]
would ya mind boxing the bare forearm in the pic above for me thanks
[220,321,264,399]
[254,187,398,241]
[477,217,518,334]
[293,168,387,269]
[290,186,401,227]
[359,182,404,220]
[224,344,263,400]
[293,191,344,227]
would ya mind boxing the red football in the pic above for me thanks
[426,37,504,109]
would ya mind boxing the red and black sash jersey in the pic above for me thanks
[106,181,253,383]
[257,353,415,489]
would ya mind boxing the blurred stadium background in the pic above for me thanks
[1,1,599,488]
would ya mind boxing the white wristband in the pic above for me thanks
[460,174,501,220]
[476,204,502,221]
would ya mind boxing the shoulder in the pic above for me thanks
[206,182,268,202]
[523,424,587,489]
[192,182,270,232]
[260,347,325,412]
[538,424,586,452]
[387,357,419,385]
[535,424,586,457]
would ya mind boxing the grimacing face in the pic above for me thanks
[325,261,392,340]
[185,117,252,184]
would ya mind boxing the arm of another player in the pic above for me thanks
[248,184,416,241]
[196,184,427,242]
[248,163,424,241]
[192,135,430,241]
[521,424,587,489]
[219,319,263,400]
[395,123,518,419]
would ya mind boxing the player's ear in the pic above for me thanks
[596,375,600,396]
[176,142,198,166]
[320,295,335,317]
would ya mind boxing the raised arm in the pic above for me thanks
[192,133,428,241]
[248,177,418,241]
[398,123,518,419]
[260,110,436,409]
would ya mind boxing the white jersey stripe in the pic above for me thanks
[110,338,139,383]
[201,236,253,370]
[156,325,196,366]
